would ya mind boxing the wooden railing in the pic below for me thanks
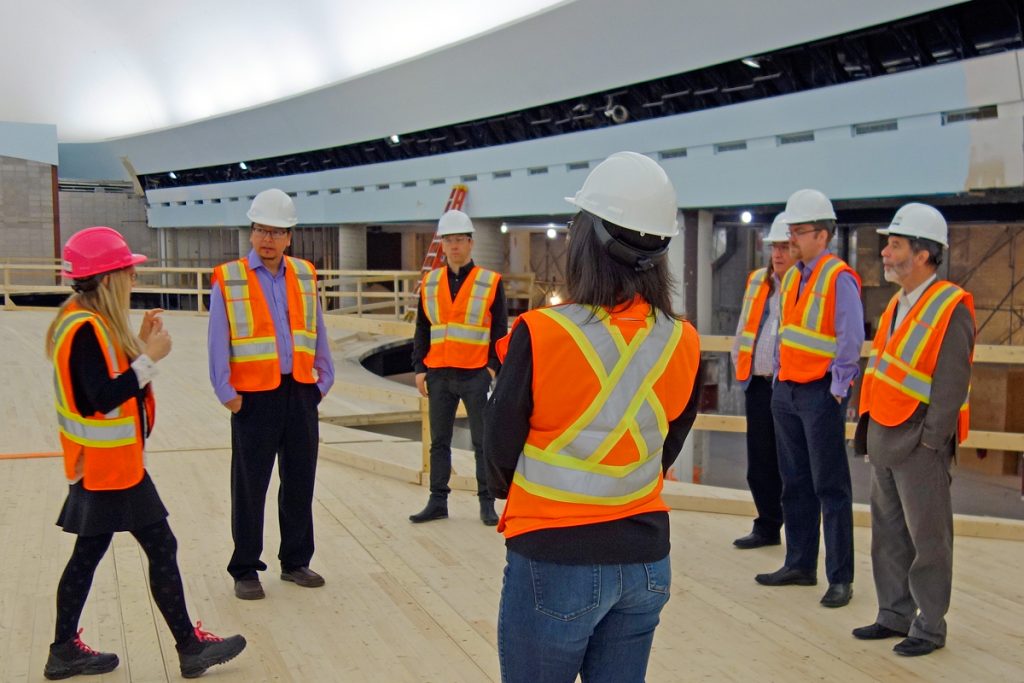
[4,260,1021,460]
[0,261,537,317]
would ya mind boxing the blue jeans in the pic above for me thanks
[498,550,671,683]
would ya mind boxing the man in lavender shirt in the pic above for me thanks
[755,189,864,610]
[208,189,335,601]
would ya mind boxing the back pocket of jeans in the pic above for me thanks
[644,557,671,595]
[530,560,600,621]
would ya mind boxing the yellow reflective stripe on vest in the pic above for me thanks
[229,336,277,361]
[56,403,136,447]
[737,268,766,354]
[517,304,681,504]
[871,283,963,405]
[51,311,122,415]
[780,324,837,358]
[287,256,317,333]
[465,269,497,327]
[220,261,253,340]
[802,258,845,329]
[893,283,960,368]
[422,269,443,325]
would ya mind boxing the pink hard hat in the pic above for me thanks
[61,226,147,279]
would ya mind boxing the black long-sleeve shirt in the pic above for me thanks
[411,260,508,375]
[69,325,149,440]
[483,321,704,564]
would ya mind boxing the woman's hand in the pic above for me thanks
[139,308,165,342]
[144,327,172,362]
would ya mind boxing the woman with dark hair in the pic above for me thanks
[44,226,246,680]
[485,152,702,682]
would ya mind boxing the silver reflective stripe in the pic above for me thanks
[287,257,317,332]
[57,410,135,444]
[465,269,496,326]
[894,284,959,365]
[230,339,277,360]
[545,305,678,461]
[444,325,489,344]
[875,355,931,401]
[430,325,446,343]
[221,261,252,339]
[515,448,664,499]
[423,269,443,324]
[804,258,844,331]
[779,325,837,357]
[738,268,766,337]
[293,331,317,355]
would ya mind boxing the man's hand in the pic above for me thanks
[833,394,843,404]
[487,367,496,380]
[225,396,243,414]
[415,373,428,398]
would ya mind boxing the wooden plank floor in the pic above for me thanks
[2,309,1023,682]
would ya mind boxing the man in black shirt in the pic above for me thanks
[409,210,508,525]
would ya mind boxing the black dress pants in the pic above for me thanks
[228,374,321,580]
[426,368,493,501]
[744,376,783,538]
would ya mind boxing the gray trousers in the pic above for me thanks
[869,445,953,646]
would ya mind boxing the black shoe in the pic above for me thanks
[852,623,908,640]
[409,499,448,523]
[281,566,325,588]
[733,532,781,549]
[44,630,119,680]
[755,566,817,586]
[178,622,247,678]
[479,499,499,526]
[233,578,265,600]
[894,637,943,657]
[820,582,853,608]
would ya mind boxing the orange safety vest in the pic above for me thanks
[859,280,975,442]
[212,256,319,391]
[734,267,772,382]
[421,265,501,369]
[497,299,700,539]
[778,254,861,384]
[51,304,155,491]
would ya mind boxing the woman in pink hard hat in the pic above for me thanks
[43,226,246,680]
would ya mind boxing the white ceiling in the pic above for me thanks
[0,0,566,142]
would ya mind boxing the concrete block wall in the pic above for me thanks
[58,189,153,259]
[1,156,55,284]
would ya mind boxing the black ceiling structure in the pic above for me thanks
[139,0,1023,191]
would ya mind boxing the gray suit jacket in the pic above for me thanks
[855,300,975,468]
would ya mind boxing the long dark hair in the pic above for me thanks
[565,211,683,321]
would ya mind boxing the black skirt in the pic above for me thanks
[56,471,168,537]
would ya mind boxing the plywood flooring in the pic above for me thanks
[2,309,1023,682]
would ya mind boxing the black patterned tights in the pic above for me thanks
[53,519,193,647]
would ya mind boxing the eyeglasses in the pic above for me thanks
[786,227,822,239]
[441,235,471,244]
[252,226,290,239]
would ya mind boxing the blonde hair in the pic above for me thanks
[45,269,142,360]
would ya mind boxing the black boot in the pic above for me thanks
[409,497,448,523]
[44,629,119,680]
[479,498,499,526]
[177,622,247,679]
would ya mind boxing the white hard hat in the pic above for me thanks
[878,202,948,247]
[247,189,297,228]
[437,209,475,236]
[782,189,836,224]
[765,212,789,243]
[565,151,678,237]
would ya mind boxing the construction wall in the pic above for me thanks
[58,186,153,260]
[1,156,55,282]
